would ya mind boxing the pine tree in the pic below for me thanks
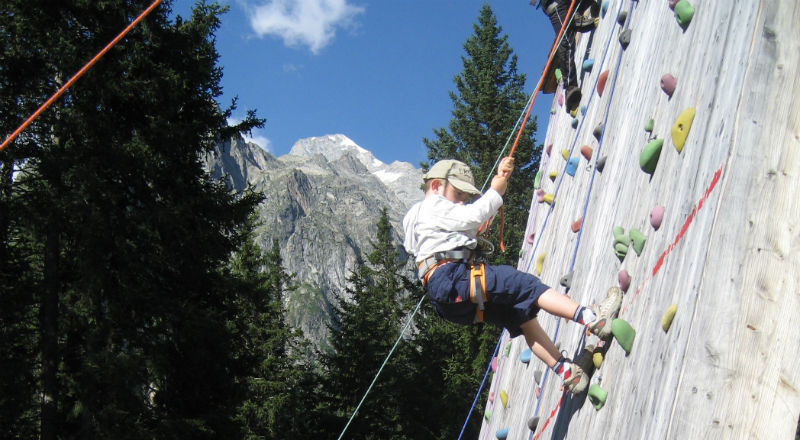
[1,1,264,437]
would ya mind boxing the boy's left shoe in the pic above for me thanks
[587,287,623,338]
[563,363,589,394]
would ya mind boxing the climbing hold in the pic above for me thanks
[618,269,631,292]
[615,242,629,260]
[549,170,558,180]
[496,427,509,440]
[644,117,655,133]
[669,0,679,9]
[674,0,695,30]
[571,118,579,128]
[596,155,607,172]
[484,408,492,422]
[520,348,532,364]
[662,304,678,332]
[505,341,512,357]
[617,10,628,25]
[550,108,555,114]
[535,253,546,276]
[571,217,582,233]
[593,122,603,140]
[546,143,553,155]
[558,93,564,107]
[660,74,677,98]
[650,205,665,230]
[559,271,573,289]
[671,107,696,152]
[588,384,608,410]
[580,104,587,115]
[527,415,540,431]
[499,390,508,408]
[569,108,578,118]
[534,369,543,384]
[630,228,647,255]
[593,351,604,368]
[582,58,595,72]
[561,149,570,161]
[536,189,545,203]
[580,145,593,160]
[534,169,542,189]
[611,318,636,355]
[640,138,664,175]
[597,70,609,96]
[612,226,628,243]
[526,232,535,245]
[566,157,579,176]
[489,391,495,402]
[619,28,632,49]
[543,193,555,205]
[601,0,609,17]
[491,356,498,372]
[555,68,562,83]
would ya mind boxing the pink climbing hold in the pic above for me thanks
[580,145,593,160]
[491,356,498,372]
[618,269,631,292]
[661,74,677,98]
[597,70,609,97]
[650,205,665,230]
[571,218,582,233]
[536,189,545,203]
[489,391,496,402]
[526,232,535,244]
[558,92,564,107]
[669,0,679,9]
[546,143,553,155]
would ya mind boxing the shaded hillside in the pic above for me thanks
[481,1,799,439]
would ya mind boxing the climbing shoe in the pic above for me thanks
[563,363,589,394]
[571,14,596,32]
[587,287,623,338]
[566,86,582,113]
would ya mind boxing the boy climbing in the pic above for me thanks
[402,157,622,394]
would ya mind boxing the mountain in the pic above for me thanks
[203,134,423,348]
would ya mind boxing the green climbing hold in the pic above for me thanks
[674,0,695,30]
[615,242,629,260]
[629,228,646,255]
[640,138,664,175]
[611,318,636,355]
[484,408,492,422]
[588,384,607,410]
[612,226,627,242]
[662,304,678,332]
[534,169,542,189]
[644,117,654,133]
[555,68,563,83]
[505,341,512,357]
[671,107,696,153]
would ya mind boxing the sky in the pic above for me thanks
[170,0,556,167]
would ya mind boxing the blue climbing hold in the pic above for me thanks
[571,118,579,128]
[580,104,587,115]
[496,427,509,439]
[601,0,609,17]
[520,348,532,364]
[582,59,595,72]
[566,157,579,176]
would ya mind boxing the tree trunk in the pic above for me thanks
[40,212,60,440]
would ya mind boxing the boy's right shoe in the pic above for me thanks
[563,363,589,394]
[587,287,623,338]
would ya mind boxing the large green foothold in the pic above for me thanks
[629,228,647,255]
[612,226,627,243]
[611,318,636,355]
[674,0,695,30]
[614,243,629,260]
[534,169,542,189]
[671,107,696,153]
[588,384,607,410]
[640,138,664,175]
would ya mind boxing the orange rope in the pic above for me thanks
[0,0,163,153]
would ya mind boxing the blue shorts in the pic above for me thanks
[425,262,551,337]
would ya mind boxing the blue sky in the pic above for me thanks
[171,0,556,166]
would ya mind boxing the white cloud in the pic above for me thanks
[244,0,365,54]
[227,118,272,151]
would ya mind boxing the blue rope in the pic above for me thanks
[456,334,503,439]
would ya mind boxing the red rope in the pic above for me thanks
[0,0,163,153]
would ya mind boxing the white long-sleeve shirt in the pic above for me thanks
[402,189,503,263]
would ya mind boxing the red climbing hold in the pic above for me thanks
[571,218,582,233]
[580,145,593,161]
[597,70,609,97]
[661,74,677,98]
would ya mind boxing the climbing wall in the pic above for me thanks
[481,1,799,439]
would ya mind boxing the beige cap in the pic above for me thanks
[423,159,481,195]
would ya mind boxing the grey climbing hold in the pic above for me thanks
[593,122,603,140]
[596,155,607,172]
[619,28,632,49]
[617,10,628,25]
[560,271,574,289]
[534,369,543,384]
[528,416,540,431]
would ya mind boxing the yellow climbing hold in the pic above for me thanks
[549,170,558,180]
[593,352,604,368]
[543,193,555,205]
[671,107,696,153]
[561,149,570,161]
[499,390,508,408]
[536,253,546,276]
[662,304,678,332]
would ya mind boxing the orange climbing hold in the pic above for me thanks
[571,218,582,233]
[580,145,593,160]
[597,70,609,97]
